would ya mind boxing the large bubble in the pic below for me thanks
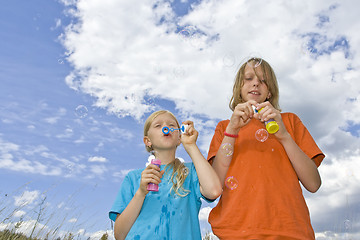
[74,105,88,118]
[220,143,234,157]
[225,176,238,190]
[255,128,268,142]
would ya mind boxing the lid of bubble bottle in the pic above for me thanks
[151,159,161,166]
[266,121,279,134]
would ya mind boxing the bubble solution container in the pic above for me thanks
[147,159,161,192]
[252,106,279,134]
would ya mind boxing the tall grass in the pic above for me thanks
[0,182,111,240]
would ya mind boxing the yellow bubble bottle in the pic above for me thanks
[252,106,279,134]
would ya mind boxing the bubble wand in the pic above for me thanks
[162,124,189,135]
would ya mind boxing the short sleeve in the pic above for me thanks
[286,113,325,167]
[109,173,136,221]
[187,162,216,203]
[207,120,228,164]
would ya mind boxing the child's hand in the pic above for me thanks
[139,164,164,196]
[180,121,198,146]
[255,101,288,138]
[227,100,258,134]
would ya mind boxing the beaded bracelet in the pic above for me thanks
[224,131,238,138]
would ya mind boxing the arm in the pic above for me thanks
[181,121,222,200]
[256,102,321,193]
[114,190,146,240]
[276,133,321,193]
[211,101,257,187]
[114,165,163,240]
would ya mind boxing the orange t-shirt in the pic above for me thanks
[207,113,325,240]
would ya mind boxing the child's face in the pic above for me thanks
[144,113,180,151]
[240,64,270,103]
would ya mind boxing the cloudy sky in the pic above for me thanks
[1,0,360,239]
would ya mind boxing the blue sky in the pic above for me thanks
[1,0,360,239]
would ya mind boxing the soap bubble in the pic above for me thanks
[189,33,206,49]
[220,143,234,157]
[255,128,268,142]
[66,163,75,174]
[178,28,191,40]
[223,53,236,67]
[74,105,88,118]
[173,66,186,78]
[344,219,352,230]
[247,57,262,68]
[178,26,196,41]
[144,95,155,105]
[225,176,238,190]
[300,42,316,55]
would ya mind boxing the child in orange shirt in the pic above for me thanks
[207,58,325,239]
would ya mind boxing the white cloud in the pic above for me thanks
[60,0,360,152]
[56,127,74,138]
[199,206,212,221]
[14,190,40,207]
[60,0,360,235]
[89,164,108,175]
[112,169,134,180]
[44,116,60,124]
[68,218,77,223]
[88,156,107,163]
[27,125,36,130]
[13,210,26,218]
[86,230,113,240]
[43,107,67,124]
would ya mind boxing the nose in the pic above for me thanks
[252,77,261,86]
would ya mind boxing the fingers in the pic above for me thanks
[255,101,279,122]
[181,121,197,136]
[233,101,255,122]
[141,164,163,185]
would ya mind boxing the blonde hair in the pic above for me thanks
[229,58,281,111]
[143,110,190,197]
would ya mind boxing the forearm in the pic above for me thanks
[278,133,321,193]
[211,135,237,188]
[184,144,222,199]
[114,190,146,240]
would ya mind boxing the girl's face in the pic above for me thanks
[144,112,180,151]
[240,64,270,103]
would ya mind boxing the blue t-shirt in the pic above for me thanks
[109,162,211,240]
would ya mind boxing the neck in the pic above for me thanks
[153,149,176,165]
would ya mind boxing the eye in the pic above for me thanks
[245,77,252,81]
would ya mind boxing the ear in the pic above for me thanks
[267,92,271,100]
[143,136,152,148]
[176,136,181,147]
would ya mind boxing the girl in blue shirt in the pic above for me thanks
[109,110,222,240]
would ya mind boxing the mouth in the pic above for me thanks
[249,91,261,95]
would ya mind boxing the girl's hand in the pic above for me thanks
[180,120,198,146]
[139,164,164,196]
[254,101,289,139]
[227,100,258,134]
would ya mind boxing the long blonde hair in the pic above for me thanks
[143,110,190,197]
[229,58,281,111]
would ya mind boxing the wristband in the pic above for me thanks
[224,131,238,138]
